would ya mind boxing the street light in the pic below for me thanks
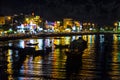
[114,22,118,31]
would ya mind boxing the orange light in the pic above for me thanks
[7,16,11,20]
[114,22,118,27]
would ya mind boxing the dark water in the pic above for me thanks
[0,34,120,80]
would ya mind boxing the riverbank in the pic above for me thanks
[0,31,120,41]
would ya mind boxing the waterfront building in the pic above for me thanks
[0,16,5,25]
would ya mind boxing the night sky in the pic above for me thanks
[1,0,120,25]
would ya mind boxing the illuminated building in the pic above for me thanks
[17,14,43,33]
[63,18,73,29]
[63,18,73,32]
[0,16,5,25]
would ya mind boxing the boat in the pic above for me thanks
[54,44,69,48]
[65,37,87,57]
[33,46,52,57]
[26,42,39,46]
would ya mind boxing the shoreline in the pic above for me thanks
[0,31,120,41]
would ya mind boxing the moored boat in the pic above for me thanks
[26,42,38,46]
[65,36,87,57]
[54,44,69,48]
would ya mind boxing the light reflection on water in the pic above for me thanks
[1,34,120,79]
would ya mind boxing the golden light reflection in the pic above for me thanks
[54,39,60,45]
[23,55,31,75]
[65,37,71,44]
[7,63,13,74]
[33,56,43,75]
[52,48,67,78]
[7,49,13,79]
[54,37,70,46]
[33,56,42,63]
[88,35,95,44]
[83,35,88,41]
[82,35,94,58]
[22,55,43,78]
[52,49,59,75]
[8,75,13,80]
[113,34,118,44]
[110,34,120,77]
[52,38,69,78]
[34,45,40,50]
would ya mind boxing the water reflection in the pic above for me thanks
[65,52,83,80]
[93,34,113,79]
[1,34,120,79]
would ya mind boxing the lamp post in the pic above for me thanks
[114,22,118,31]
[7,16,13,26]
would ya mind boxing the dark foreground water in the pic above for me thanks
[0,34,120,80]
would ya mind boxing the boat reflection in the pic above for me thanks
[65,52,83,79]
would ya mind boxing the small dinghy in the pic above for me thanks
[26,42,38,46]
